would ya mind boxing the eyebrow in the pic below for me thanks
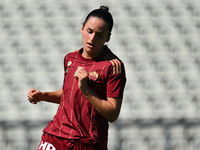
[87,27,104,33]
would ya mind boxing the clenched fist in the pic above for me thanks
[27,88,43,104]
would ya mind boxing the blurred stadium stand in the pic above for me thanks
[0,0,200,149]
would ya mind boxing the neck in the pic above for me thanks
[82,47,104,59]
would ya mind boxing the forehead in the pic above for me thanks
[85,17,109,32]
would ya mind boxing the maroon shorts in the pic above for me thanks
[38,132,105,150]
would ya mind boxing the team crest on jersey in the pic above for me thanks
[89,71,99,81]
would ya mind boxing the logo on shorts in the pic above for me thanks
[38,141,56,150]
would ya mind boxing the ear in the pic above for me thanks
[106,33,111,42]
[81,25,84,33]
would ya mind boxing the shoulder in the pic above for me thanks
[64,49,81,63]
[100,46,125,75]
[101,46,123,62]
[63,49,80,67]
[65,49,80,59]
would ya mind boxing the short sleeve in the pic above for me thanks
[64,54,68,70]
[106,61,126,98]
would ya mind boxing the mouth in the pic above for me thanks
[87,42,94,48]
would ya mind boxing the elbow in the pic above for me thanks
[107,114,119,123]
[108,119,117,123]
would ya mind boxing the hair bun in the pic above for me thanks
[100,6,109,12]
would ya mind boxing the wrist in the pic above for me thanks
[81,85,90,96]
[40,92,47,102]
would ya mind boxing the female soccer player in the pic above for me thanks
[28,6,126,150]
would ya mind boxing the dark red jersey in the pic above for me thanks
[43,46,126,149]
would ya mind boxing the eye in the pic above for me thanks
[97,33,104,37]
[87,29,93,34]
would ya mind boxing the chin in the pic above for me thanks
[85,47,94,52]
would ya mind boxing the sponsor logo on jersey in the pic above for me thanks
[67,61,72,66]
[89,71,99,81]
[65,61,72,73]
[65,67,69,73]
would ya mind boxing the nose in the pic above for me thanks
[90,33,96,42]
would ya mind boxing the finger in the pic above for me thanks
[27,94,33,100]
[28,93,36,101]
[73,74,79,80]
[28,91,38,99]
[30,100,37,104]
[31,91,40,99]
[31,101,37,104]
[77,66,83,71]
[28,88,36,94]
[28,91,36,98]
[75,66,85,74]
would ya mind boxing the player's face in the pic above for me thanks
[81,17,110,58]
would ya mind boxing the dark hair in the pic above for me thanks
[83,6,113,33]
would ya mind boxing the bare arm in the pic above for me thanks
[28,88,63,104]
[74,67,122,122]
[82,88,122,123]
